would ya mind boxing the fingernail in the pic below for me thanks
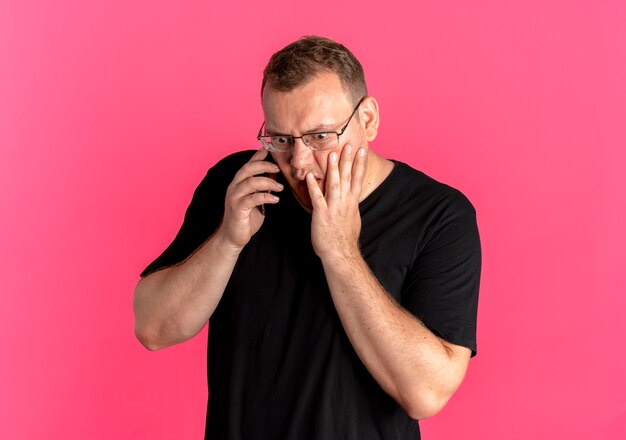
[331,152,337,162]
[276,183,284,190]
[346,144,353,154]
[359,148,366,157]
[271,195,280,202]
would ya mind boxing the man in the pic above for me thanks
[134,36,481,439]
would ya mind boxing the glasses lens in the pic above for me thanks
[303,133,338,150]
[261,136,292,152]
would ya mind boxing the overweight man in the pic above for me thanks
[134,35,481,440]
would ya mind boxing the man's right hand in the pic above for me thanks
[219,148,283,250]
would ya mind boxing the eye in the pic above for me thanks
[312,133,331,142]
[272,136,290,145]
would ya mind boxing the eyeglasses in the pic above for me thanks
[257,97,366,153]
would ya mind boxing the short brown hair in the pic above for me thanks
[261,36,367,105]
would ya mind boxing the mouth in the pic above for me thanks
[297,178,324,195]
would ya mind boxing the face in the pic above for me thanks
[261,72,371,210]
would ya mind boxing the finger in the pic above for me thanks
[350,148,368,198]
[248,176,283,193]
[238,191,280,212]
[232,176,284,199]
[251,146,270,161]
[325,151,340,205]
[233,158,280,185]
[338,144,354,194]
[306,172,327,210]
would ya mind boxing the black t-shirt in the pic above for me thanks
[141,151,481,440]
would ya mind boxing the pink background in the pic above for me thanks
[1,0,625,438]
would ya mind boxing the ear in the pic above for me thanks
[359,96,380,142]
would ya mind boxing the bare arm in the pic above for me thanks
[133,149,283,350]
[306,145,471,419]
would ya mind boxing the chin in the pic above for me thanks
[296,190,314,210]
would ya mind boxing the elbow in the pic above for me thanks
[132,274,205,351]
[133,312,198,351]
[399,353,470,420]
[400,388,453,420]
[133,277,170,351]
[134,323,167,351]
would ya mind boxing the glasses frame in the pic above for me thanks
[257,97,366,153]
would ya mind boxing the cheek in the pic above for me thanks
[271,154,291,172]
[277,161,303,188]
[277,164,293,180]
[315,152,330,175]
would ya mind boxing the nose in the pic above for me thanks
[289,138,315,175]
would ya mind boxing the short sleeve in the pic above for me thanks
[140,151,253,277]
[402,191,481,356]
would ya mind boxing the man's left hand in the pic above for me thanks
[306,144,368,262]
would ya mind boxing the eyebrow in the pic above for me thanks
[264,128,288,136]
[265,123,338,136]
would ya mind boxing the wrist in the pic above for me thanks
[212,226,245,258]
[318,242,363,269]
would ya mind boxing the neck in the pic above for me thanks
[359,152,394,202]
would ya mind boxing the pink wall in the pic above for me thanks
[1,1,624,438]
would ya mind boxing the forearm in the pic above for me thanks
[321,250,470,419]
[133,227,242,350]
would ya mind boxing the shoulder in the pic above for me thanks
[206,150,255,176]
[174,150,257,211]
[391,163,481,264]
[194,150,256,189]
[379,161,476,219]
